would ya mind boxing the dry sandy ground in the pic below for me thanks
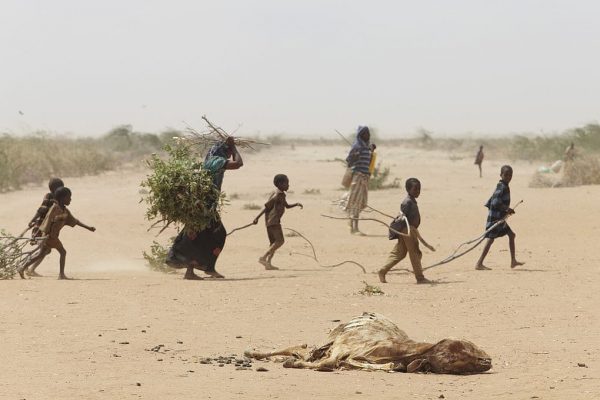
[1,145,599,399]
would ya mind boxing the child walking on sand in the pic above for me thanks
[26,177,64,276]
[377,178,435,284]
[18,187,95,279]
[475,165,524,270]
[253,174,302,270]
[474,145,484,178]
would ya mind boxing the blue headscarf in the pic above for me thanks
[204,141,230,191]
[354,126,370,146]
[346,126,372,173]
[204,141,230,162]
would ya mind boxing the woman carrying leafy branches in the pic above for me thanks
[167,137,244,280]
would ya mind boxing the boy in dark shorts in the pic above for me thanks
[475,165,524,270]
[253,174,302,270]
[377,178,435,284]
[18,187,96,279]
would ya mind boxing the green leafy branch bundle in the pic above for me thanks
[141,142,226,234]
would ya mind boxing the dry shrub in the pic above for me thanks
[529,172,560,188]
[369,165,401,191]
[303,188,321,195]
[358,281,384,296]
[142,241,177,274]
[529,156,600,188]
[0,127,178,193]
[0,134,114,191]
[242,203,261,210]
[0,230,20,279]
[562,156,600,187]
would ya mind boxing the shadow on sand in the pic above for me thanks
[201,274,300,282]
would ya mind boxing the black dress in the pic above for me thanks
[166,220,226,272]
[166,148,229,272]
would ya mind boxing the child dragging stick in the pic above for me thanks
[253,174,302,270]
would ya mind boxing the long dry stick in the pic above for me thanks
[3,226,32,246]
[226,222,255,236]
[320,215,411,238]
[334,129,353,146]
[1,229,47,276]
[364,205,395,219]
[423,200,523,270]
[180,117,269,153]
[284,228,366,273]
[323,200,522,274]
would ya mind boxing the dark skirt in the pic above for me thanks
[166,220,226,272]
[484,220,514,239]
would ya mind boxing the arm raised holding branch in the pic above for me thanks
[142,116,260,280]
[224,137,243,170]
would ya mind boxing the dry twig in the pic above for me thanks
[284,228,366,273]
[180,115,269,151]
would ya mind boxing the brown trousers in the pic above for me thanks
[379,228,425,281]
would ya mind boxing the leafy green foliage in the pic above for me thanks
[141,142,225,233]
[142,241,177,274]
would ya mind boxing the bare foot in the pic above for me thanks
[183,272,204,280]
[258,258,270,269]
[58,274,71,280]
[475,265,492,270]
[204,270,225,279]
[264,265,279,270]
[26,270,42,277]
[511,260,524,269]
[416,277,432,284]
[352,230,366,236]
[378,270,387,283]
[17,267,26,279]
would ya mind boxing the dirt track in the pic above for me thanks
[1,145,599,399]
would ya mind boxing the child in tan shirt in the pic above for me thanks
[18,187,95,279]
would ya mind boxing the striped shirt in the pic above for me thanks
[484,180,512,238]
[346,141,372,175]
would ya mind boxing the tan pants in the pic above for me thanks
[379,229,425,281]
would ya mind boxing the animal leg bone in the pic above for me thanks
[341,358,406,372]
[407,358,431,373]
[283,356,338,372]
[244,344,308,360]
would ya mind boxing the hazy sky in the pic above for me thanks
[1,0,599,137]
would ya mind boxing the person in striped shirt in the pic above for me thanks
[475,165,524,270]
[344,126,374,235]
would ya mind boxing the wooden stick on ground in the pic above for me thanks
[284,228,366,273]
[320,215,411,239]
